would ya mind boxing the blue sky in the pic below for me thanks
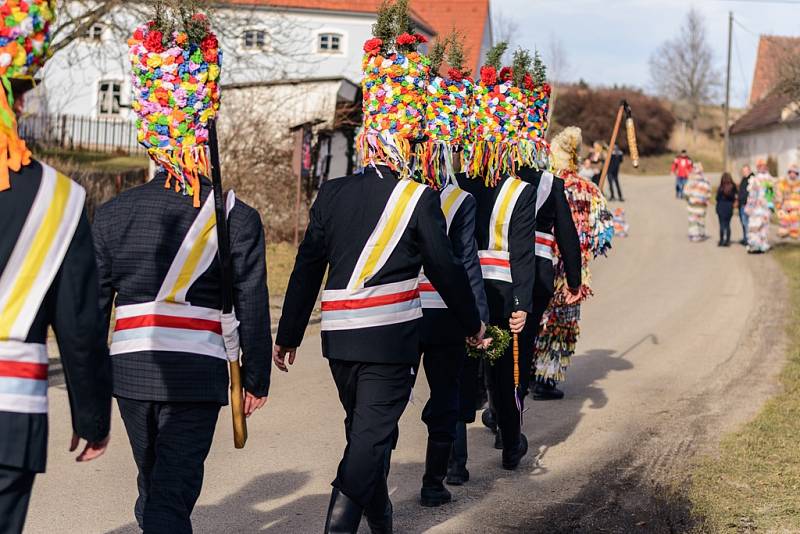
[495,0,799,108]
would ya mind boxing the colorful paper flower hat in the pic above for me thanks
[466,45,550,185]
[129,7,221,207]
[416,31,473,188]
[0,0,56,191]
[357,0,430,178]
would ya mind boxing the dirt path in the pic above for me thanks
[26,175,789,533]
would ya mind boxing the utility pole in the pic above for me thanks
[723,11,733,173]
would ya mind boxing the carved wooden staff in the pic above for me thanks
[599,100,639,191]
[209,119,247,449]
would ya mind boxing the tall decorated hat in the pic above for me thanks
[518,50,551,169]
[466,44,550,185]
[129,5,221,207]
[0,0,56,191]
[416,31,473,188]
[358,0,430,178]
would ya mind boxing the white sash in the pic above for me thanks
[481,177,528,282]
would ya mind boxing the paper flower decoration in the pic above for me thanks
[129,19,222,206]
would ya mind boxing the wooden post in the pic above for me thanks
[599,104,625,192]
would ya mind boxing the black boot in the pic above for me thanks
[420,439,453,507]
[324,489,362,534]
[494,428,504,450]
[502,433,529,470]
[481,408,497,433]
[447,422,469,486]
[364,487,392,534]
[533,379,565,400]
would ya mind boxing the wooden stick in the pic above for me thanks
[599,104,625,192]
[513,333,520,388]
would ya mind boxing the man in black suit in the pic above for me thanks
[606,144,624,201]
[457,172,536,470]
[93,174,271,532]
[0,80,113,533]
[274,164,484,533]
[416,183,489,506]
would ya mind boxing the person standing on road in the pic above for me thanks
[738,165,754,245]
[671,150,693,199]
[274,14,485,533]
[606,144,625,201]
[774,164,800,240]
[685,163,712,242]
[94,13,271,533]
[745,159,776,253]
[716,172,738,247]
[0,4,113,533]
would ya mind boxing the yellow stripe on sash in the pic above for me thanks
[493,179,523,251]
[441,188,461,221]
[354,181,419,288]
[165,212,217,303]
[0,174,71,339]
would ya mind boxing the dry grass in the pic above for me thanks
[689,246,800,532]
[267,242,297,298]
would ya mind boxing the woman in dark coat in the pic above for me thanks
[716,172,738,246]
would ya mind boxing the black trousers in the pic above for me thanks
[0,466,35,534]
[607,173,623,200]
[117,397,220,534]
[419,343,466,443]
[329,359,415,508]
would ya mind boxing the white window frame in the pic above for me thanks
[84,22,104,42]
[314,30,346,56]
[241,28,270,53]
[97,80,123,116]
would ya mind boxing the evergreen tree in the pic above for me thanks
[446,30,468,74]
[372,1,396,54]
[485,42,508,70]
[532,50,548,86]
[512,48,532,87]
[429,38,447,76]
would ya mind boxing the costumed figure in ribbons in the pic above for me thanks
[745,159,775,253]
[412,32,489,503]
[613,208,630,237]
[532,127,614,398]
[456,42,538,471]
[94,8,271,532]
[775,164,800,240]
[685,163,711,242]
[274,3,484,532]
[0,3,112,533]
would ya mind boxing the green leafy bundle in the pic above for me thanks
[467,325,512,365]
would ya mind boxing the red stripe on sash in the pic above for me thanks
[0,361,48,380]
[115,315,223,334]
[536,236,555,247]
[419,283,436,292]
[322,289,420,311]
[480,257,511,267]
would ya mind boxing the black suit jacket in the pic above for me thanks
[456,173,537,325]
[93,174,271,404]
[0,161,111,473]
[518,167,582,297]
[421,192,490,346]
[277,166,481,364]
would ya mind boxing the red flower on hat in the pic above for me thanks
[364,38,383,56]
[448,68,464,82]
[480,66,497,86]
[414,33,428,44]
[201,34,218,53]
[133,27,145,41]
[523,73,535,91]
[144,30,164,53]
[543,83,552,96]
[499,67,513,82]
[396,33,417,46]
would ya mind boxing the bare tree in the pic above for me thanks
[491,7,518,57]
[544,34,569,121]
[649,8,719,130]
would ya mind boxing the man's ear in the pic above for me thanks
[12,93,25,115]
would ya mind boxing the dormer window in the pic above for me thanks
[85,23,103,41]
[318,33,342,54]
[242,29,268,51]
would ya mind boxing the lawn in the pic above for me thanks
[267,242,297,298]
[34,147,149,173]
[689,246,800,532]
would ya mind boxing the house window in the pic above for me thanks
[98,81,122,115]
[85,23,103,41]
[318,33,342,53]
[242,29,268,51]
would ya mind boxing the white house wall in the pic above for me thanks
[730,124,800,176]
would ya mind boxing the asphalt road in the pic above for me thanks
[25,175,789,533]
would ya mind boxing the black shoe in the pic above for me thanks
[619,198,625,202]
[324,489,362,534]
[365,499,392,534]
[717,241,724,247]
[533,379,565,401]
[446,422,470,486]
[420,440,453,507]
[481,409,497,433]
[502,434,529,471]
[494,428,504,450]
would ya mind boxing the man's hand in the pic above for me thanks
[244,392,267,417]
[467,322,489,348]
[70,433,109,463]
[565,287,582,305]
[509,311,527,334]
[273,345,297,373]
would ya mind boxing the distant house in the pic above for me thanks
[729,35,800,176]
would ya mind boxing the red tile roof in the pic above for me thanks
[223,0,437,35]
[412,0,491,75]
[750,35,800,105]
[731,91,797,135]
